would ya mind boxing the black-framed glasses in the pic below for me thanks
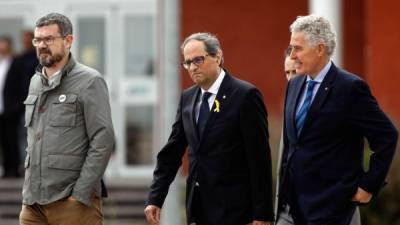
[32,36,65,46]
[181,54,209,70]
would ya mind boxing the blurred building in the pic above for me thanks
[0,0,398,192]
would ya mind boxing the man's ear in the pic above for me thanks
[216,50,222,64]
[317,43,326,57]
[64,35,74,49]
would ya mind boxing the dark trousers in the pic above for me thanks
[0,113,21,177]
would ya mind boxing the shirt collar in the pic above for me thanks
[306,60,332,83]
[41,68,62,86]
[201,69,225,95]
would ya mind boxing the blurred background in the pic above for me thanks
[0,0,399,224]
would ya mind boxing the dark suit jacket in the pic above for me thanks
[2,57,28,116]
[147,70,274,225]
[18,49,39,81]
[278,63,398,223]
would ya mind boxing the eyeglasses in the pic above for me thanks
[181,54,209,70]
[32,36,65,46]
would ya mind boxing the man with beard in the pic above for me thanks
[19,13,115,225]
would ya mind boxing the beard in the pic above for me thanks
[37,47,65,67]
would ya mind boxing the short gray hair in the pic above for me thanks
[35,13,73,37]
[290,15,336,56]
[181,32,224,66]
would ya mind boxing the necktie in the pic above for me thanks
[295,80,317,136]
[197,92,212,136]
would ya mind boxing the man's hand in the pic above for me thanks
[252,221,271,225]
[144,205,161,225]
[352,187,372,204]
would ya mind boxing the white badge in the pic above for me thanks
[59,94,67,103]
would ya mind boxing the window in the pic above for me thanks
[124,15,154,76]
[125,105,154,165]
[77,17,105,74]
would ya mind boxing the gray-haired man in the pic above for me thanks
[19,13,114,225]
[276,14,397,225]
[145,32,274,225]
[275,48,361,225]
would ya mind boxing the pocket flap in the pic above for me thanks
[24,95,38,105]
[48,154,85,171]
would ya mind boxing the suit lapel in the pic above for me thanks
[286,75,306,142]
[190,87,201,143]
[298,63,337,138]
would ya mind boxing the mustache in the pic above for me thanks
[38,48,51,55]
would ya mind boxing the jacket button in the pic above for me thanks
[36,133,42,140]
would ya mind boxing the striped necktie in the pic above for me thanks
[295,80,317,136]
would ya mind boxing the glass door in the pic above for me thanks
[67,0,158,181]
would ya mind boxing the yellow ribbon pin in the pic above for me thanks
[214,100,220,112]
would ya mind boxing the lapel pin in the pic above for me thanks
[59,94,67,103]
[325,87,328,91]
[223,95,226,99]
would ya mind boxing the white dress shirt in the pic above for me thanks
[0,57,12,114]
[296,61,332,116]
[195,69,226,122]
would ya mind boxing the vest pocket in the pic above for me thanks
[50,94,78,127]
